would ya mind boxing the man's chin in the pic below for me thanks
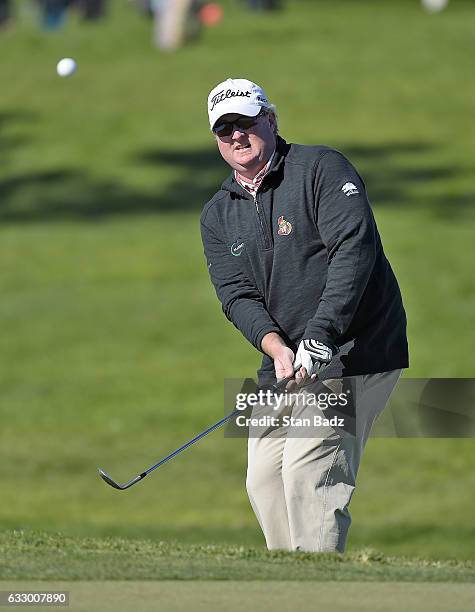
[233,147,257,162]
[234,156,260,173]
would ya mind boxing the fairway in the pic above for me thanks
[0,0,474,590]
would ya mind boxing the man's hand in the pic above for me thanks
[261,332,295,386]
[294,339,333,382]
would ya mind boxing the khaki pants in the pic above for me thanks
[246,370,401,552]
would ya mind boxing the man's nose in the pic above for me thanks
[232,127,247,139]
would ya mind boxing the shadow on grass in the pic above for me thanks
[0,113,473,223]
[0,110,37,165]
[343,142,474,219]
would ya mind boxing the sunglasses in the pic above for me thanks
[212,112,262,137]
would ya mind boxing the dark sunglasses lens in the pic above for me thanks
[214,122,233,137]
[236,117,257,129]
[214,115,259,136]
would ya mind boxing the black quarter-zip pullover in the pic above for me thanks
[201,137,408,383]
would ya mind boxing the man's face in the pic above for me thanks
[214,111,276,178]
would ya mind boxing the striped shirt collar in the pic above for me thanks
[234,150,276,199]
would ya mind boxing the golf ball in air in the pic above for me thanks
[56,58,77,78]
[421,0,449,13]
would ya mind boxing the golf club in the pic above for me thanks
[98,369,304,490]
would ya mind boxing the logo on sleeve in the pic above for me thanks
[341,182,359,196]
[231,240,245,256]
[277,215,292,236]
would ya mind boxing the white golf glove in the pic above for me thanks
[294,339,333,377]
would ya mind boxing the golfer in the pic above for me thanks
[201,78,408,552]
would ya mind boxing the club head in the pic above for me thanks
[98,468,125,489]
[98,468,144,491]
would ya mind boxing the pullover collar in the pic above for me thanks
[234,151,275,200]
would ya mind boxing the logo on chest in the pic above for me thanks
[277,215,292,236]
[231,240,245,256]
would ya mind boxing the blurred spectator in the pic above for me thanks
[247,0,281,10]
[135,0,154,16]
[74,0,107,21]
[134,0,203,50]
[35,0,106,30]
[0,0,11,28]
[152,0,201,51]
[36,0,69,30]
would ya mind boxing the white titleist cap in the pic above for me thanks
[207,78,272,129]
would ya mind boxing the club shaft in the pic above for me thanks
[100,369,302,489]
[141,370,299,477]
[143,410,239,477]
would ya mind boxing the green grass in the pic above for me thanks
[0,0,474,575]
[1,531,473,582]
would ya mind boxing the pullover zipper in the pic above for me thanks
[254,193,272,250]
